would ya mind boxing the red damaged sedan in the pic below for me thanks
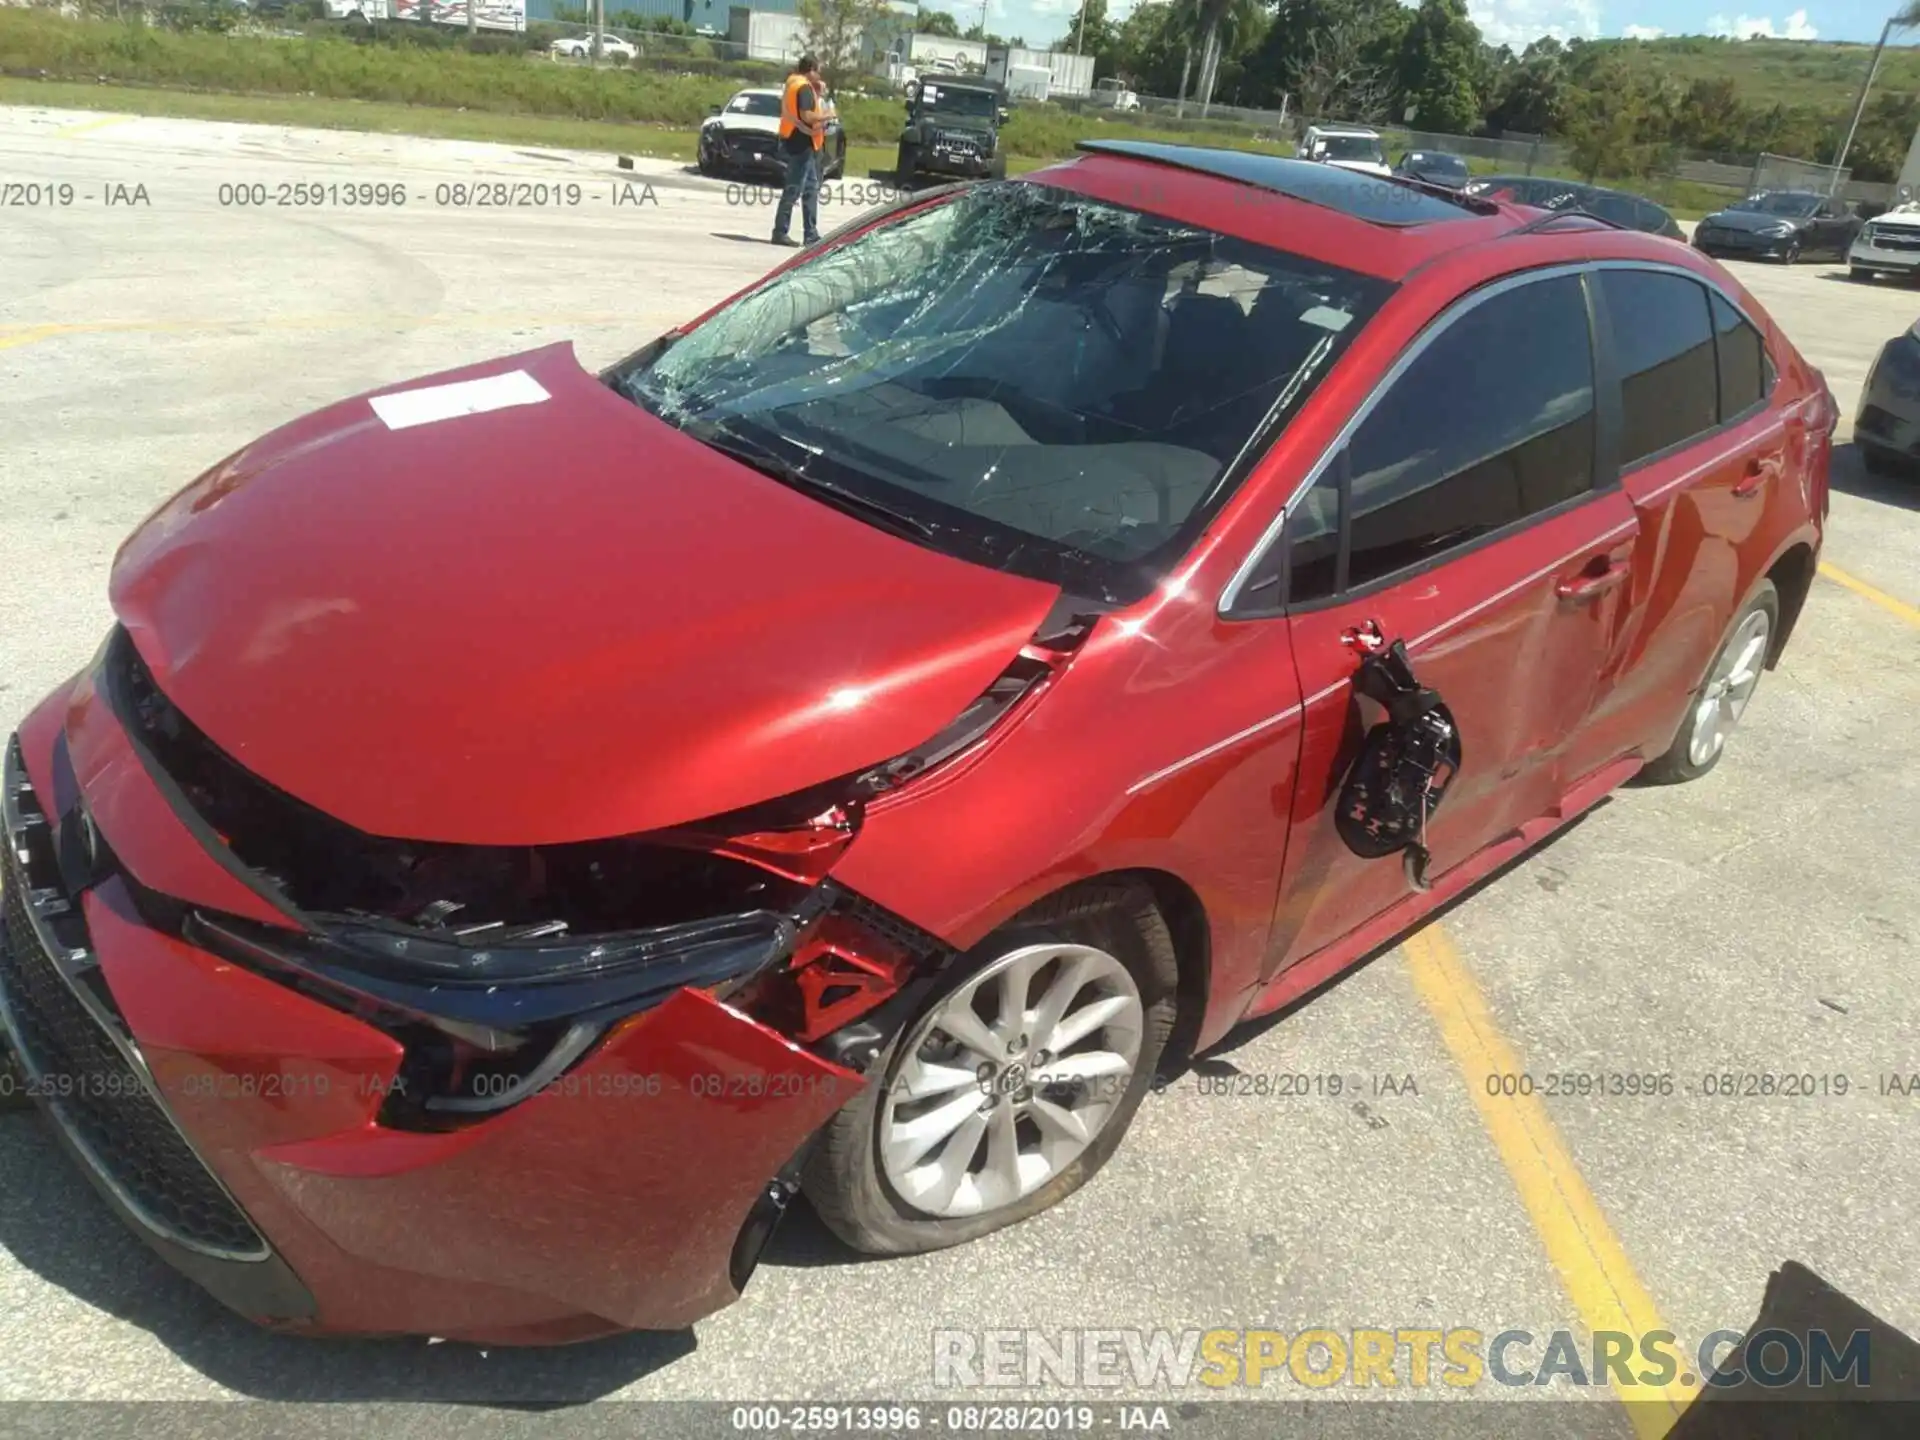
[1,142,1832,1343]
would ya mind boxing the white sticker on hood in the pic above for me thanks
[369,370,551,430]
[1300,306,1353,332]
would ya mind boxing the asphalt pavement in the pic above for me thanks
[1,106,1917,1425]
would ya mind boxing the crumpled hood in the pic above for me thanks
[108,343,1059,846]
[1703,209,1809,234]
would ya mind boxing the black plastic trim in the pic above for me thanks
[92,628,306,925]
[21,1070,317,1325]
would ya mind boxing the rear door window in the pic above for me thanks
[1286,273,1597,601]
[1597,269,1718,467]
[1710,291,1771,420]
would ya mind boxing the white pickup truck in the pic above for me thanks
[1089,77,1140,113]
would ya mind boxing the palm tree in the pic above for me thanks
[1897,2,1920,26]
[1191,0,1260,116]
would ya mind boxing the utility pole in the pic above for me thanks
[1831,15,1895,191]
[593,0,604,59]
[1073,0,1086,54]
[467,0,476,38]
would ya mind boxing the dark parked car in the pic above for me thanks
[1856,318,1920,476]
[698,86,848,183]
[897,77,1009,185]
[1393,149,1472,189]
[1463,175,1685,240]
[1692,190,1862,264]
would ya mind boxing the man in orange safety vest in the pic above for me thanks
[772,54,825,248]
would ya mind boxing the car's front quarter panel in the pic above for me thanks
[832,573,1305,1052]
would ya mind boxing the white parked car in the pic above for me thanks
[551,33,638,61]
[1090,77,1140,112]
[1298,124,1391,178]
[1849,201,1920,284]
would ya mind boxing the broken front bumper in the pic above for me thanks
[0,696,863,1343]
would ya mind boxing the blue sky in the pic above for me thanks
[921,0,1913,55]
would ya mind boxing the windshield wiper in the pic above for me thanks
[684,419,938,544]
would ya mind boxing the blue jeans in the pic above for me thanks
[773,146,820,243]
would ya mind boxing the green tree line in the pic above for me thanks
[1067,0,1920,183]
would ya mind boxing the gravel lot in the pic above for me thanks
[2,106,1917,1426]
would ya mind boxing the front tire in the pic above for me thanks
[1850,266,1873,282]
[804,881,1178,1256]
[895,142,919,188]
[1641,581,1778,785]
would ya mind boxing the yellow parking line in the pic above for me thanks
[1818,562,1920,629]
[53,114,136,139]
[0,324,72,353]
[1404,925,1692,1439]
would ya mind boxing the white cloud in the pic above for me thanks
[1705,9,1818,38]
[1623,23,1664,38]
[1466,0,1602,49]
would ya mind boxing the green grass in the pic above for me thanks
[1596,35,1920,115]
[0,6,1308,169]
[0,74,707,156]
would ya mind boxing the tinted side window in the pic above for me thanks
[1589,193,1639,228]
[1599,269,1717,466]
[1332,275,1595,592]
[1710,291,1769,419]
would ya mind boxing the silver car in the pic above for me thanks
[1850,202,1920,283]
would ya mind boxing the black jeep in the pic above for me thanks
[896,77,1009,185]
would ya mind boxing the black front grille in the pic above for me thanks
[1871,229,1920,252]
[0,764,266,1260]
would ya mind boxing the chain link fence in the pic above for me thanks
[1749,151,1852,197]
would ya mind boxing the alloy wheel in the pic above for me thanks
[878,943,1145,1220]
[1686,607,1771,768]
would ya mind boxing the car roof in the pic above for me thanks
[1310,125,1381,137]
[1032,144,1546,280]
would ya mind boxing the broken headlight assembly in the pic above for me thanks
[94,607,1097,1127]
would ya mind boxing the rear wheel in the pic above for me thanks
[804,881,1178,1255]
[1641,581,1778,785]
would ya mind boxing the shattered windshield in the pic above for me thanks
[617,182,1393,602]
